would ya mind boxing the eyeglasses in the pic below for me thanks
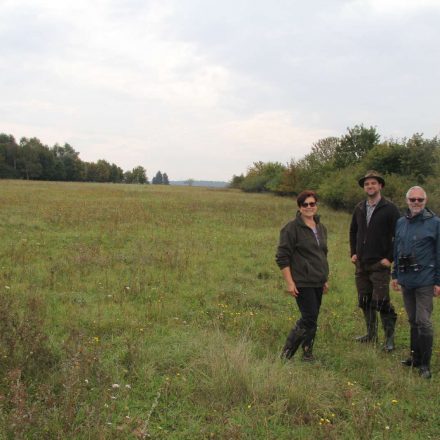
[408,198,425,203]
[301,202,317,208]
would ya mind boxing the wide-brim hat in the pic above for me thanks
[358,170,385,188]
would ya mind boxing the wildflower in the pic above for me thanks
[112,384,120,389]
[347,381,354,386]
[85,379,89,384]
[125,384,131,389]
[5,286,10,289]
[125,286,130,290]
[111,395,117,400]
[385,426,390,430]
[391,399,398,405]
[247,404,252,409]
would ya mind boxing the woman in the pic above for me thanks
[276,190,329,361]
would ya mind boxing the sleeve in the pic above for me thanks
[349,210,358,257]
[388,204,401,262]
[275,224,295,270]
[435,219,440,286]
[321,223,328,255]
[391,221,399,280]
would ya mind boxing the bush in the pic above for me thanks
[318,165,364,211]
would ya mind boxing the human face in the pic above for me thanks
[363,178,382,199]
[407,188,427,216]
[299,196,318,219]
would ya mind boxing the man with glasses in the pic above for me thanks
[350,171,400,351]
[391,186,440,379]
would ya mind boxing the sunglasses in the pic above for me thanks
[408,198,425,203]
[301,202,317,208]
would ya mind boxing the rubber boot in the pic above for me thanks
[401,327,421,367]
[355,307,378,343]
[301,345,315,362]
[418,333,433,379]
[380,311,397,352]
[301,330,315,362]
[281,326,306,360]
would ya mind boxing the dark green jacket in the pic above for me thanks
[276,212,329,287]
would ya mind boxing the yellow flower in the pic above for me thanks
[391,399,398,405]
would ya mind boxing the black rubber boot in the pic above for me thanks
[380,311,397,352]
[401,327,421,367]
[355,307,378,343]
[301,345,315,362]
[418,333,433,379]
[281,326,306,360]
[301,330,315,362]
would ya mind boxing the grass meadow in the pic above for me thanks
[1,180,440,439]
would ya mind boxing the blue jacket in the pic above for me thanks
[392,208,440,288]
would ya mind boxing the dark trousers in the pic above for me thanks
[294,286,324,348]
[355,261,396,315]
[402,285,434,366]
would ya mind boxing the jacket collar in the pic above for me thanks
[360,196,387,212]
[405,207,435,221]
[295,211,320,226]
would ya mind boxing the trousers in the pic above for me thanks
[294,286,324,348]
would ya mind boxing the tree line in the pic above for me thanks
[230,125,440,212]
[0,133,170,185]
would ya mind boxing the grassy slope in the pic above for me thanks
[0,180,439,439]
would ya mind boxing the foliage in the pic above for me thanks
[152,171,163,184]
[229,174,245,189]
[152,171,170,185]
[334,125,380,169]
[233,125,440,212]
[0,133,145,184]
[240,161,285,193]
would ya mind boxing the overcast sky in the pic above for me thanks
[1,0,439,181]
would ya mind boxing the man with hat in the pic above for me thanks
[350,171,400,350]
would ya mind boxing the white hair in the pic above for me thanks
[406,186,427,199]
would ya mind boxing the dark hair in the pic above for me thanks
[296,190,318,207]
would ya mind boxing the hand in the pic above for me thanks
[323,282,329,294]
[351,254,358,264]
[380,258,391,268]
[391,279,401,291]
[434,285,440,297]
[286,281,299,297]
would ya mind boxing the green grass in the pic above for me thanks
[1,180,440,439]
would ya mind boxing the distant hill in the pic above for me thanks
[170,180,228,188]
